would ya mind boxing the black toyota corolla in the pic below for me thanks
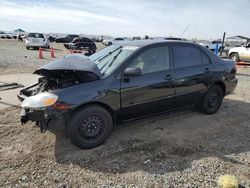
[18,40,238,149]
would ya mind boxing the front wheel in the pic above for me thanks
[68,105,113,149]
[198,85,223,114]
[229,53,240,62]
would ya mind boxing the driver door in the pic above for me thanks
[120,45,176,120]
[240,43,250,61]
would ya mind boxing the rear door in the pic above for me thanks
[172,43,213,107]
[120,45,176,120]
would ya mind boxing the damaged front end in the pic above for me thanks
[18,54,101,132]
[20,92,59,132]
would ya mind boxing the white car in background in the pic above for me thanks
[228,42,250,62]
[103,37,128,46]
[0,32,12,39]
[197,40,212,49]
[25,33,50,50]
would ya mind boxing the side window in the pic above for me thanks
[172,44,202,69]
[201,51,211,64]
[129,46,170,74]
[73,38,80,43]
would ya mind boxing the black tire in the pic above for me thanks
[229,53,240,62]
[68,105,113,149]
[198,85,223,114]
[26,46,30,50]
[108,42,112,46]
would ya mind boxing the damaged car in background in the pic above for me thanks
[63,37,97,56]
[18,40,238,149]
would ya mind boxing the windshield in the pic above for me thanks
[88,45,138,76]
[28,33,44,38]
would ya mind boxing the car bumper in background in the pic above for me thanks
[26,41,49,48]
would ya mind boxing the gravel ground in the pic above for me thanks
[0,39,105,75]
[0,39,249,188]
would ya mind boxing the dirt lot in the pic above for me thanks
[0,39,250,188]
[0,39,105,75]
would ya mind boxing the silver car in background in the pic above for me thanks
[102,37,128,46]
[25,33,50,50]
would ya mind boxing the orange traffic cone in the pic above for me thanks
[50,48,55,58]
[38,47,44,59]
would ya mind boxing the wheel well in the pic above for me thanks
[229,52,238,57]
[214,82,226,96]
[70,102,115,123]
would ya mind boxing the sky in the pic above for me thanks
[0,0,250,39]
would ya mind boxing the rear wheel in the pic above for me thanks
[68,105,113,149]
[26,46,30,50]
[198,85,223,114]
[229,53,240,62]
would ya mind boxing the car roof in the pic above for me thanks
[114,39,194,48]
[115,39,221,63]
[28,32,43,35]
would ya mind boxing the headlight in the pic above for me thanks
[21,92,58,109]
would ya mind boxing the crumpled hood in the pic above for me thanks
[34,54,101,77]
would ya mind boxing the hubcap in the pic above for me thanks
[79,115,103,138]
[232,55,237,61]
[207,90,218,107]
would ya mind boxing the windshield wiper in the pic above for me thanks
[93,46,123,63]
[100,49,123,75]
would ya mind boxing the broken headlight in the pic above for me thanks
[21,92,58,109]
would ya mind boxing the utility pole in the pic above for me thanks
[220,32,226,56]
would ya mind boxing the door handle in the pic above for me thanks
[204,68,210,73]
[164,74,173,80]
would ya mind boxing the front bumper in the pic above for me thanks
[21,108,67,132]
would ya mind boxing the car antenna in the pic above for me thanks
[180,25,190,37]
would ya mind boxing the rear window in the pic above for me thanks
[172,44,202,69]
[28,33,44,38]
[68,35,79,38]
[115,38,124,41]
[81,38,92,42]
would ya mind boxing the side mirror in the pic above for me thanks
[123,67,142,77]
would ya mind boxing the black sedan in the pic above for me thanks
[55,34,79,43]
[18,40,238,149]
[63,37,97,55]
